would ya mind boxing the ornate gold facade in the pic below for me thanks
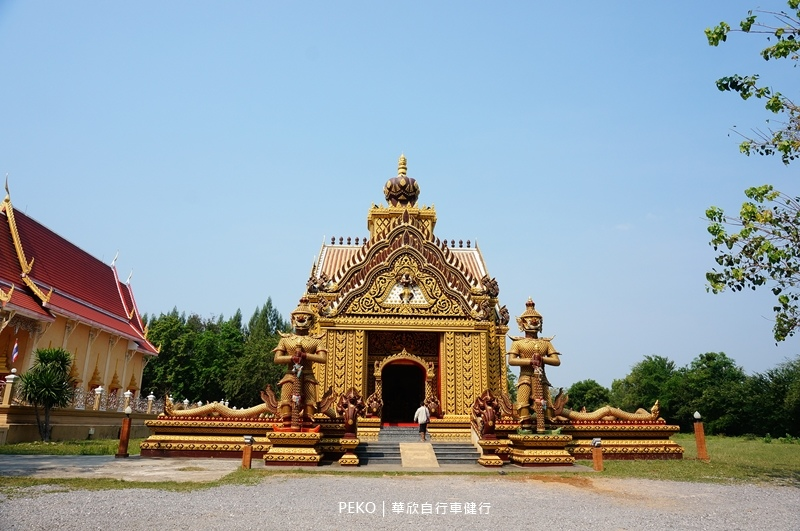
[303,156,509,427]
[140,157,682,463]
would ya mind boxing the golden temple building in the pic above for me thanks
[142,156,681,463]
[304,155,509,432]
[0,184,158,443]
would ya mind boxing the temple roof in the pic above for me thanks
[315,241,487,283]
[307,157,502,323]
[0,189,157,355]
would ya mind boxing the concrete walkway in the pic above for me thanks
[0,454,588,482]
[399,442,440,467]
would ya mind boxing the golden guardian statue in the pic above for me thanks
[507,298,561,432]
[273,296,328,431]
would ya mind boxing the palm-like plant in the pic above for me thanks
[18,348,76,441]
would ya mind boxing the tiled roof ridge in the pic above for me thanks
[0,201,52,304]
[39,281,135,327]
[121,281,142,326]
[112,264,131,318]
[11,206,116,284]
[321,214,484,294]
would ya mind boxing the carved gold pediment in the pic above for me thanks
[342,253,468,317]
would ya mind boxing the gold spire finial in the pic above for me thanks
[384,154,419,206]
[4,174,9,203]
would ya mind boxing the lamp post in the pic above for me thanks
[693,411,710,462]
[591,437,604,471]
[93,386,103,411]
[2,369,17,406]
[242,435,254,469]
[115,406,133,458]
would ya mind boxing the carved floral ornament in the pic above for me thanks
[373,349,435,381]
[342,253,471,317]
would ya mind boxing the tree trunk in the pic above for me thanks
[43,406,51,442]
[33,404,45,441]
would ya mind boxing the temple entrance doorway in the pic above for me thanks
[381,363,425,424]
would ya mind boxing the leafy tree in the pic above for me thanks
[142,300,291,407]
[506,369,517,403]
[141,308,192,399]
[18,348,76,441]
[144,311,245,402]
[705,2,800,341]
[244,297,289,341]
[223,299,288,407]
[566,379,610,412]
[610,355,679,418]
[707,186,800,341]
[743,354,800,436]
[705,2,799,163]
[189,311,244,402]
[672,352,748,435]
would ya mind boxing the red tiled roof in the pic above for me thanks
[0,211,24,289]
[0,203,157,355]
[3,282,52,320]
[316,245,360,280]
[449,248,486,279]
[14,209,126,316]
[316,243,486,281]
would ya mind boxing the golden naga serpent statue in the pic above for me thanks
[161,385,339,420]
[162,388,276,418]
[552,393,661,422]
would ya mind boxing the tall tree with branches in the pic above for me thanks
[705,1,800,341]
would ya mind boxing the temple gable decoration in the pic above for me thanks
[309,160,494,322]
[342,252,472,317]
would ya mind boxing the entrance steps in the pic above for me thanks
[353,442,402,465]
[432,442,481,464]
[351,427,480,466]
[352,427,415,465]
[378,426,421,442]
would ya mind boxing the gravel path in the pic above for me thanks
[2,475,798,530]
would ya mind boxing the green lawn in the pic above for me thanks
[597,433,800,486]
[0,438,144,456]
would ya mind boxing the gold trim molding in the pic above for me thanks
[1,188,52,305]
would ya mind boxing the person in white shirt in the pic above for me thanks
[414,402,431,441]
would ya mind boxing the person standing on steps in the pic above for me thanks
[414,401,431,441]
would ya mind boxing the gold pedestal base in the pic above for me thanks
[356,418,380,441]
[264,431,322,466]
[477,455,504,466]
[338,437,360,466]
[477,438,510,467]
[508,433,574,467]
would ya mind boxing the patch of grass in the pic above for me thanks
[595,434,800,487]
[0,466,266,497]
[0,438,144,456]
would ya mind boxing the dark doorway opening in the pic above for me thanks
[381,363,425,424]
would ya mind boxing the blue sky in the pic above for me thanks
[1,1,796,389]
